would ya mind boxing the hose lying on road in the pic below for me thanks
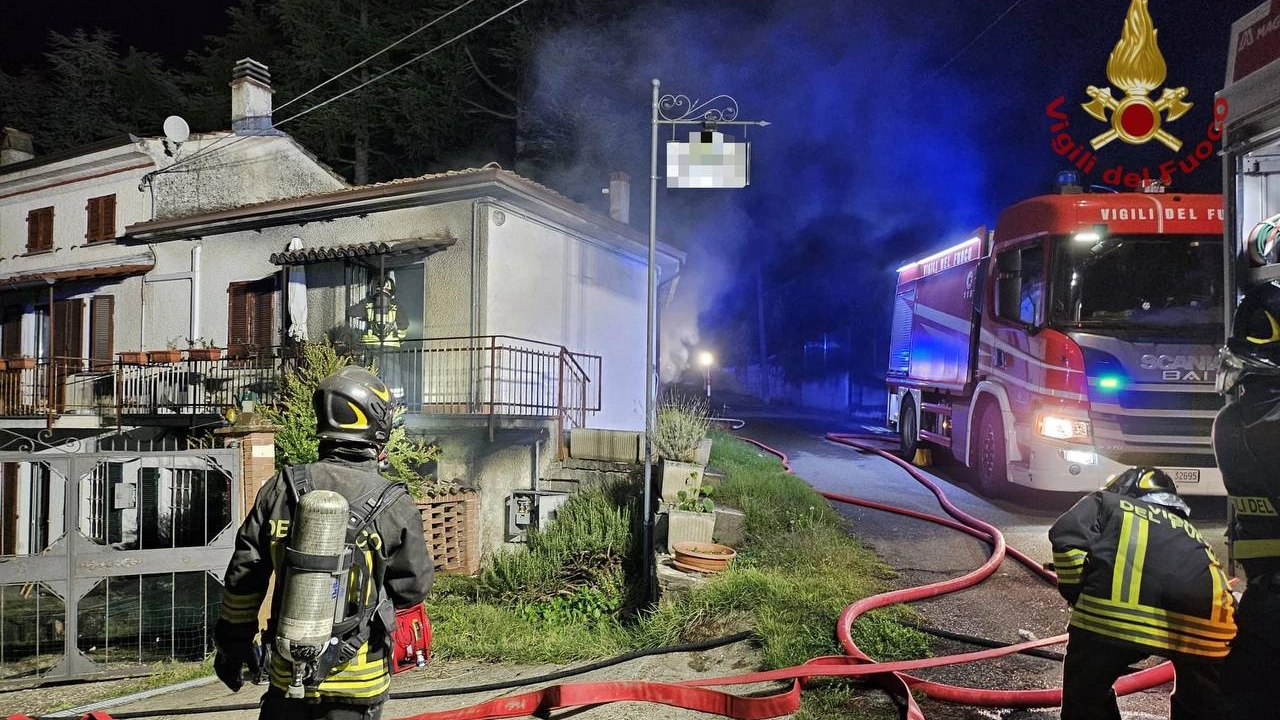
[8,430,1176,720]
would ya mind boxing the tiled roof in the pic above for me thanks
[269,236,456,265]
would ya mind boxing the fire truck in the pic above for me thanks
[1221,3,1280,367]
[886,187,1226,496]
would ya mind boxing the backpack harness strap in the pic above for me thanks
[280,465,409,678]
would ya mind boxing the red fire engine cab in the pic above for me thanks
[887,186,1226,495]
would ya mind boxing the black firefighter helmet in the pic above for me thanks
[1102,467,1191,518]
[1220,281,1280,394]
[313,366,394,450]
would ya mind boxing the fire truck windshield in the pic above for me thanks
[1048,234,1222,338]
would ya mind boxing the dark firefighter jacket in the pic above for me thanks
[1214,398,1280,577]
[217,457,432,703]
[1049,491,1236,660]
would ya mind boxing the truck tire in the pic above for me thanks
[973,401,1008,496]
[898,396,919,461]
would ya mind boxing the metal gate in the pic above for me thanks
[0,428,240,687]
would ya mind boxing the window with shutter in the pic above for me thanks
[86,195,116,243]
[1,307,20,358]
[227,277,277,361]
[90,296,114,370]
[26,207,53,253]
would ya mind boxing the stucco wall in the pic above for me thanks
[149,135,345,219]
[483,202,646,431]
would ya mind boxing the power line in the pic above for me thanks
[150,0,516,181]
[274,0,481,113]
[934,0,1028,76]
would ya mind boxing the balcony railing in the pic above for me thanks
[0,337,602,436]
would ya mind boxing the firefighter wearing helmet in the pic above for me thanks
[1214,280,1280,720]
[214,366,432,719]
[1049,467,1236,720]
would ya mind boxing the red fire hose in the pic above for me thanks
[8,431,1176,720]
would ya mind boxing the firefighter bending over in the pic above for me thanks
[213,367,432,719]
[1214,280,1280,720]
[1049,467,1236,720]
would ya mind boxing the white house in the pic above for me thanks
[0,59,346,423]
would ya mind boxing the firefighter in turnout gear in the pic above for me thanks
[214,367,432,720]
[1214,280,1280,720]
[1049,467,1236,720]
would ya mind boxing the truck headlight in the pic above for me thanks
[1038,414,1091,443]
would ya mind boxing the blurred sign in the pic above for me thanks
[666,130,750,188]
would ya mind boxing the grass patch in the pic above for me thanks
[426,431,929,718]
[31,658,213,715]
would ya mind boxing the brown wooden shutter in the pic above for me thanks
[27,207,53,252]
[1,308,20,358]
[86,195,116,242]
[90,296,114,370]
[53,299,84,362]
[228,276,277,359]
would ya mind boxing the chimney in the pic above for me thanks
[608,172,631,224]
[1,128,34,166]
[230,58,274,135]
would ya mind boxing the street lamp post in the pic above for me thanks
[698,351,714,399]
[642,79,768,604]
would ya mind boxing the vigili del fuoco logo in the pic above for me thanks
[1044,0,1228,189]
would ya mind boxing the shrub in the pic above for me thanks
[654,393,711,462]
[258,341,441,497]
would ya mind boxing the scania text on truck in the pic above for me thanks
[887,186,1226,495]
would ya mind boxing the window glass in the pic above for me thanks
[995,244,1044,325]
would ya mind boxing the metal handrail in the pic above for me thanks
[0,337,602,425]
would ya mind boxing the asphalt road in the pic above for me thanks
[731,406,1231,720]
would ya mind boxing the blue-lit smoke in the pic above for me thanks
[525,0,1039,382]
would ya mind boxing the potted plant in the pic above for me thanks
[147,338,183,364]
[118,351,148,365]
[666,485,716,553]
[671,541,737,574]
[6,356,36,370]
[654,395,712,504]
[186,338,224,361]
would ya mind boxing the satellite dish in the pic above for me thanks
[163,116,190,145]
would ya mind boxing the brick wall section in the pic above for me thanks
[417,490,481,576]
[214,421,282,522]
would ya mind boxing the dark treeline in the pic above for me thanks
[0,0,634,185]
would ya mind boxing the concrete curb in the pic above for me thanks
[48,675,219,717]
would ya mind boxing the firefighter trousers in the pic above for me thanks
[1223,584,1280,720]
[1061,628,1223,720]
[260,692,383,720]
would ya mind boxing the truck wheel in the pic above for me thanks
[898,396,919,461]
[974,402,1008,496]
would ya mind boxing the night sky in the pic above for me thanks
[2,0,1269,378]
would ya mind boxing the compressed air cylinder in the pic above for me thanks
[276,490,349,665]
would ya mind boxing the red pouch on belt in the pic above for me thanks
[390,604,431,674]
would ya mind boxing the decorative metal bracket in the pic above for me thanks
[658,94,740,124]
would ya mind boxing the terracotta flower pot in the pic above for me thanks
[671,541,736,574]
[186,347,224,361]
[6,356,35,370]
[147,350,183,364]
[118,351,148,366]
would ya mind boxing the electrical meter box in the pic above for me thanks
[506,490,570,542]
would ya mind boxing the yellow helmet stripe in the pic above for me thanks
[335,401,369,430]
[1247,310,1280,345]
[369,384,391,402]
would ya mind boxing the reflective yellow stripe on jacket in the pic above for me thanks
[1053,548,1087,585]
[220,590,266,625]
[269,640,390,699]
[1069,505,1235,658]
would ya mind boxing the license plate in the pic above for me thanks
[1169,468,1201,484]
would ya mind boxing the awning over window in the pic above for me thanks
[269,236,456,267]
[0,258,155,289]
